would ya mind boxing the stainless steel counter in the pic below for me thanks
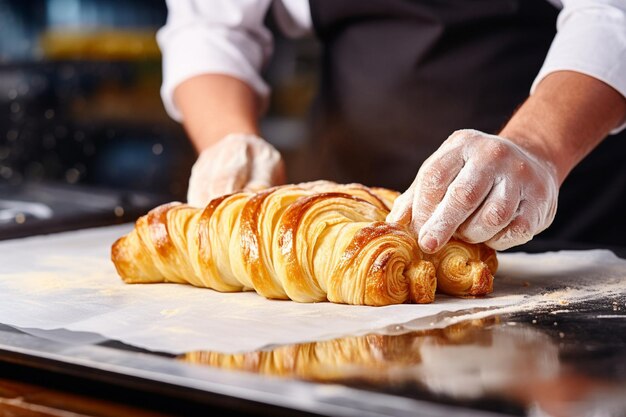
[1,292,625,417]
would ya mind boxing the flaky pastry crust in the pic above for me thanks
[111,181,497,305]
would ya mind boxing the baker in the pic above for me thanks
[157,0,626,254]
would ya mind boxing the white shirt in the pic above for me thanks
[157,0,626,132]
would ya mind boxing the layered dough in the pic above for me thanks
[111,181,497,306]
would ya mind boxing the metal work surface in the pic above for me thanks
[1,293,625,417]
[0,204,624,416]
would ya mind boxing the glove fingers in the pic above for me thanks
[391,129,560,252]
[187,142,252,207]
[386,188,414,225]
[208,167,250,196]
[245,143,286,192]
[455,177,520,243]
[418,161,492,253]
[485,199,538,251]
[409,152,465,236]
[188,167,250,207]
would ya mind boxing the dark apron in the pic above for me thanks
[305,0,626,247]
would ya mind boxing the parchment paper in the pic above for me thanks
[0,225,624,354]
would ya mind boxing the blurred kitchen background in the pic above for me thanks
[0,0,319,238]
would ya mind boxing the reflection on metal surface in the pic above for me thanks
[182,318,626,417]
[0,200,53,223]
[182,318,556,390]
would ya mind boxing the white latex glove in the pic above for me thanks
[187,133,286,207]
[387,129,559,253]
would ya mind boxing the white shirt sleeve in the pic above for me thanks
[157,0,274,121]
[532,0,626,133]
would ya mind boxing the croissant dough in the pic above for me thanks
[111,181,497,306]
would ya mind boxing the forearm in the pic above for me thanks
[174,74,262,152]
[500,70,626,185]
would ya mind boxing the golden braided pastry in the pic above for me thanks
[424,239,498,297]
[111,181,497,305]
[112,182,437,305]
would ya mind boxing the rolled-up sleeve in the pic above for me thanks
[157,0,274,121]
[532,0,626,133]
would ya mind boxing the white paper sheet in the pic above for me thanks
[0,225,624,354]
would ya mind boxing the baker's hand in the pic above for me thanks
[387,129,559,253]
[187,133,286,207]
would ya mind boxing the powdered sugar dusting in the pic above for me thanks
[426,249,626,328]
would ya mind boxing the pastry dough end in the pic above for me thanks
[466,261,494,296]
[111,230,163,284]
[407,260,437,304]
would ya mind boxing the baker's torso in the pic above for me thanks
[286,0,626,246]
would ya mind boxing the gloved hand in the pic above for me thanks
[187,133,286,207]
[387,129,559,253]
